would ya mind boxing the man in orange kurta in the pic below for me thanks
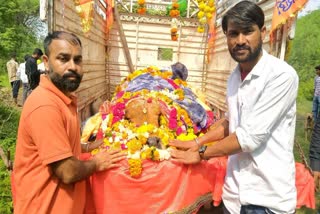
[13,31,126,214]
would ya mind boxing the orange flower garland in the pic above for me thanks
[137,0,146,15]
[169,3,180,18]
[171,27,178,41]
[170,0,180,41]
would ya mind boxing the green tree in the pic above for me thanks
[0,0,43,212]
[288,10,320,101]
[0,0,45,72]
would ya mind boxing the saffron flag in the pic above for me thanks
[106,0,114,33]
[270,0,308,34]
[206,15,216,64]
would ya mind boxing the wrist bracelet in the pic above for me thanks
[86,143,90,152]
[194,138,200,146]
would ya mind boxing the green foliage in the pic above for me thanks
[0,165,13,214]
[0,101,20,159]
[288,10,320,103]
[0,100,20,213]
[0,0,44,73]
[297,78,314,102]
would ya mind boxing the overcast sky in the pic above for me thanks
[298,0,320,17]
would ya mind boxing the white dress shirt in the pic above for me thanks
[17,62,28,84]
[222,50,298,213]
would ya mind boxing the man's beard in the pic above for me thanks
[229,39,262,63]
[49,69,83,93]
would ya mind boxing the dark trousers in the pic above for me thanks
[22,83,31,105]
[10,80,20,98]
[223,204,275,214]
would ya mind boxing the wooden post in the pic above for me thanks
[114,6,135,73]
[0,146,12,174]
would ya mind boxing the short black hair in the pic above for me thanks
[24,54,31,61]
[33,48,43,56]
[43,31,82,56]
[315,65,320,70]
[10,52,17,58]
[221,0,265,34]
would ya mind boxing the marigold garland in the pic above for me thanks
[169,2,180,18]
[197,0,215,33]
[137,0,146,15]
[170,18,179,41]
[128,159,142,177]
[169,0,180,41]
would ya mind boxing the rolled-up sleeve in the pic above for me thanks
[236,70,298,153]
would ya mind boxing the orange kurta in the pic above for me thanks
[13,75,85,214]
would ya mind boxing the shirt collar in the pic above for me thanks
[39,75,77,105]
[236,49,268,81]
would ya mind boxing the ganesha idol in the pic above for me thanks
[81,64,215,177]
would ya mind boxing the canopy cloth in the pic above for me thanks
[82,155,228,214]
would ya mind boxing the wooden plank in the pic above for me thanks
[114,6,134,73]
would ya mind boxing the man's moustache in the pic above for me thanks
[233,46,250,51]
[63,72,81,79]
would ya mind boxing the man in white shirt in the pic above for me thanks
[169,1,298,213]
[17,55,31,105]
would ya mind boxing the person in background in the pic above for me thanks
[17,55,31,105]
[312,65,320,120]
[25,48,43,90]
[309,102,320,192]
[169,1,298,213]
[13,31,126,214]
[6,53,20,105]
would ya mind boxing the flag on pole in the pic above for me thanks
[270,0,308,35]
[106,0,114,33]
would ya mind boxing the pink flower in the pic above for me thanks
[121,143,127,150]
[206,111,214,128]
[166,79,180,89]
[168,108,177,129]
[111,102,126,124]
[96,128,104,140]
[176,126,183,135]
[115,91,125,99]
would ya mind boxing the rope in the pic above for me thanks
[295,139,313,175]
[171,192,213,214]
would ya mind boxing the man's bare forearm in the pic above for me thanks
[203,133,242,158]
[50,156,96,184]
[198,118,229,145]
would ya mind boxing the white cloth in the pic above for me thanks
[222,50,298,214]
[38,62,45,73]
[17,62,28,84]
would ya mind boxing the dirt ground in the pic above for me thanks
[0,85,24,109]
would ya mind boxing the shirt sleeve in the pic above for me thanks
[26,105,73,165]
[310,115,320,171]
[236,70,298,152]
[17,64,22,77]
